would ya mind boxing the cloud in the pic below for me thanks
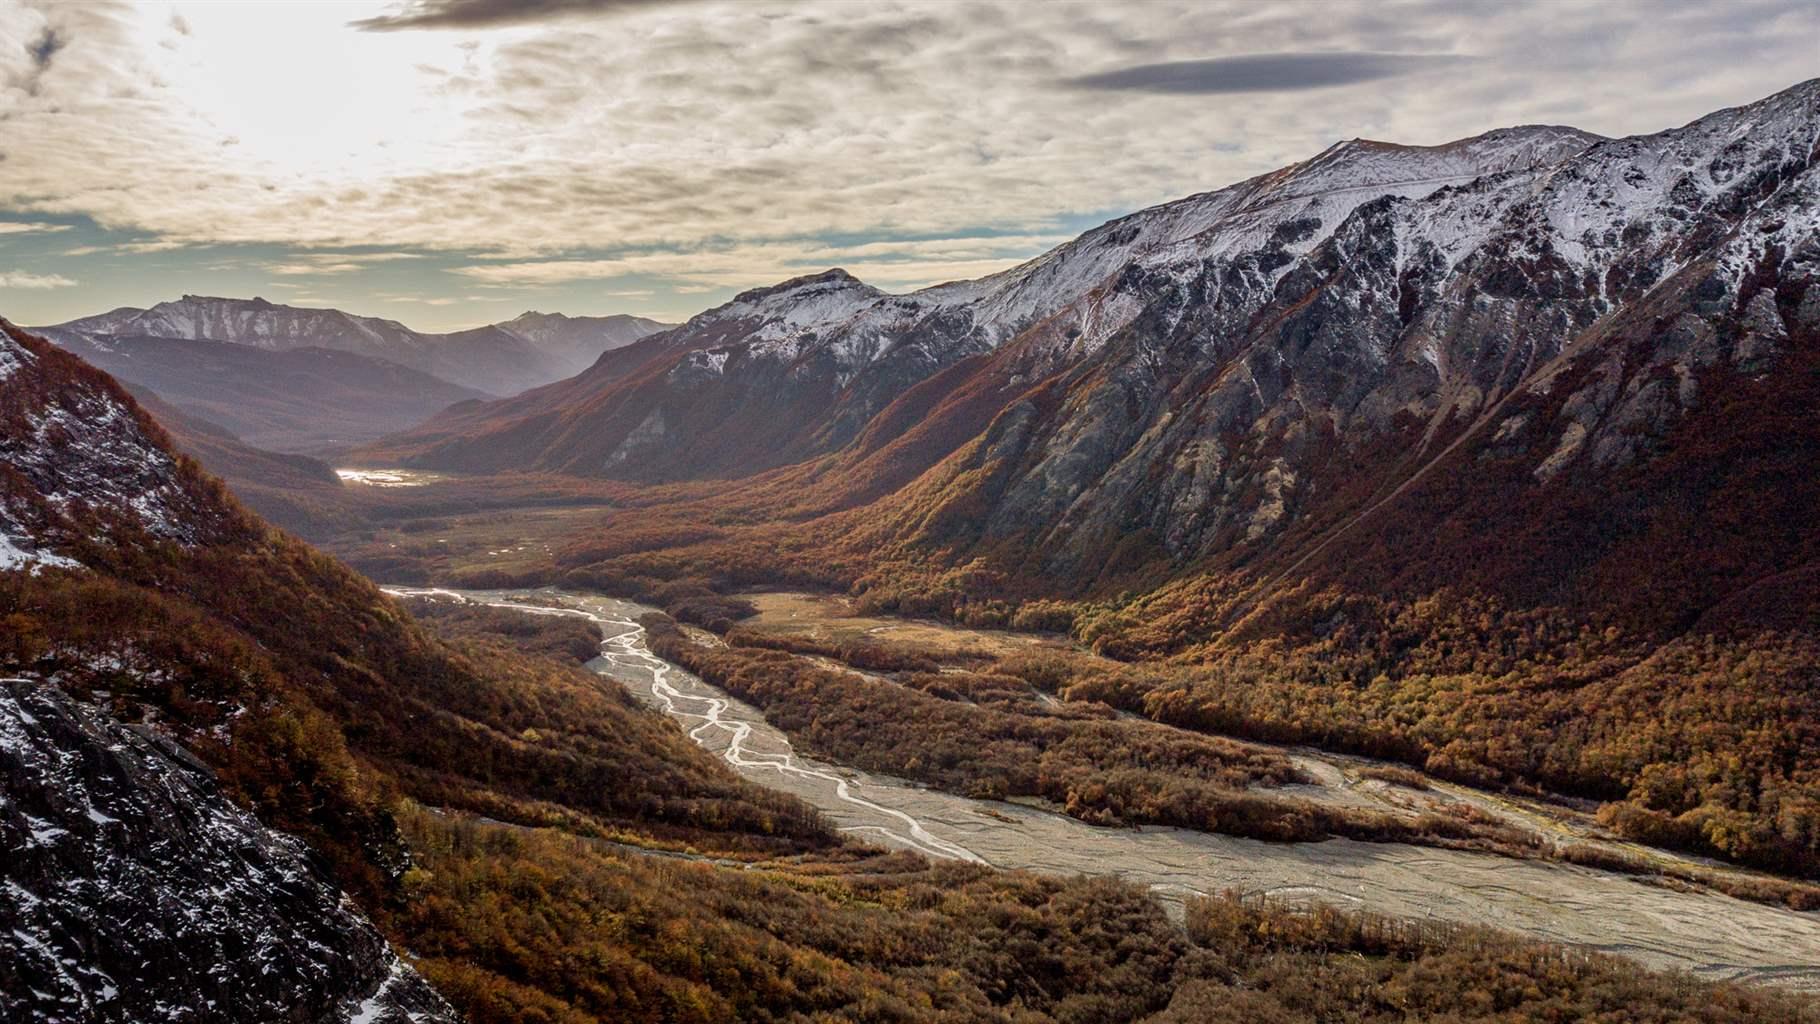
[2,6,65,97]
[449,233,1075,292]
[27,26,65,69]
[0,221,71,235]
[62,239,193,256]
[0,271,76,289]
[1065,52,1473,94]
[351,0,686,31]
[4,0,1818,323]
[261,251,427,275]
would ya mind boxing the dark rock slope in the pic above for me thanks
[2,320,460,1022]
[0,678,456,1024]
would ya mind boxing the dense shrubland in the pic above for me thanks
[393,808,1188,1024]
[402,595,605,664]
[387,807,1817,1024]
[644,614,1560,853]
[1162,894,1815,1024]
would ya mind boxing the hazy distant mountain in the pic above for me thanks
[37,331,485,454]
[495,310,674,378]
[43,296,670,396]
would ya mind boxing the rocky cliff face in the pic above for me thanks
[0,322,225,568]
[0,679,456,1024]
[369,121,1604,478]
[929,77,1818,573]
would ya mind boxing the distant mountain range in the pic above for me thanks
[33,297,673,453]
[42,333,485,453]
[42,296,671,396]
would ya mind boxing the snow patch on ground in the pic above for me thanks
[0,533,78,575]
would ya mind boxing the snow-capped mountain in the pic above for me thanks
[945,75,1819,569]
[43,296,669,397]
[365,120,1604,476]
[366,79,1819,615]
[52,294,427,360]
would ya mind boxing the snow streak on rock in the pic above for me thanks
[0,679,457,1024]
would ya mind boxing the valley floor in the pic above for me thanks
[405,586,1820,991]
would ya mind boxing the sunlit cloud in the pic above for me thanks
[0,271,77,289]
[261,252,427,276]
[0,0,1814,327]
[0,221,72,236]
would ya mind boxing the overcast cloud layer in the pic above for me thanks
[0,0,1816,329]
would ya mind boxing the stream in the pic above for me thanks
[387,586,1820,991]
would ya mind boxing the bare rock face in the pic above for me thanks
[930,78,1820,571]
[1,322,226,569]
[370,125,1602,479]
[0,678,457,1024]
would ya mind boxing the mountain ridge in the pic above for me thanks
[360,118,1610,477]
[43,295,674,397]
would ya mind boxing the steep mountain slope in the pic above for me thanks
[42,331,484,452]
[44,296,667,397]
[371,81,1820,879]
[1,679,455,1024]
[888,77,1820,583]
[0,317,835,1017]
[364,124,1601,476]
[0,322,458,1022]
[378,80,1816,597]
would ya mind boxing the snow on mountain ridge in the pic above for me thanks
[60,295,424,355]
[665,124,1609,381]
[2,322,218,569]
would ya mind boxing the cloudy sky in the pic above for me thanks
[0,0,1815,330]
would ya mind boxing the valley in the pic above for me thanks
[6,45,1820,1023]
[397,586,1820,991]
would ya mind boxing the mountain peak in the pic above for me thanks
[723,267,877,310]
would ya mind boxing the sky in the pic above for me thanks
[0,0,1815,332]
